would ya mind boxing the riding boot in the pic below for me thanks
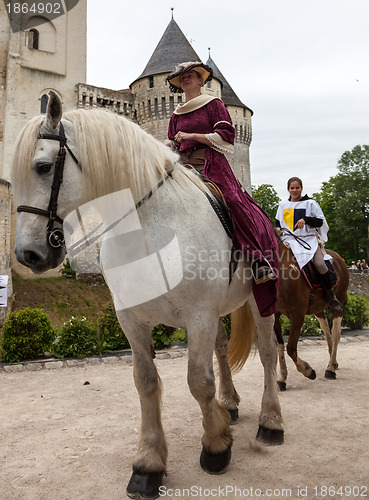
[319,270,344,314]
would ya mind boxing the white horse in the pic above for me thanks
[12,92,283,499]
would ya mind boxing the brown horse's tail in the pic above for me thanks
[228,301,257,374]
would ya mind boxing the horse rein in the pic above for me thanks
[280,228,312,250]
[17,121,80,249]
[66,169,174,258]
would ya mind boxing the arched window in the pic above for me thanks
[26,18,56,52]
[40,94,48,113]
[29,28,39,49]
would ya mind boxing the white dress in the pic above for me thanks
[276,197,331,269]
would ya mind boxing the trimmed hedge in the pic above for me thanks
[0,308,56,363]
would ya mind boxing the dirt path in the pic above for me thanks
[1,339,368,500]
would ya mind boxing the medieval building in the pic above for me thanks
[0,4,253,318]
[76,14,253,188]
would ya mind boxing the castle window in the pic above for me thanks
[40,94,48,113]
[148,99,152,119]
[169,96,174,114]
[177,96,182,104]
[28,29,39,49]
[149,76,154,88]
[154,98,159,119]
[26,18,56,52]
[161,97,166,118]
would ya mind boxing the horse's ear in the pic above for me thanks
[46,91,62,130]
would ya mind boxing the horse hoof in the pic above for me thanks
[256,426,284,446]
[308,369,316,380]
[228,408,239,423]
[325,370,336,380]
[200,444,232,474]
[277,381,287,391]
[126,470,163,499]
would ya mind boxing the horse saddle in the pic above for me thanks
[301,260,338,290]
[184,164,234,240]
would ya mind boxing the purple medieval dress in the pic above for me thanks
[168,97,279,317]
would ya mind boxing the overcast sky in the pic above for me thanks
[86,0,369,199]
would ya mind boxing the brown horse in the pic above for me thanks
[274,242,349,390]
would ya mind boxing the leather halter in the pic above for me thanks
[17,121,80,249]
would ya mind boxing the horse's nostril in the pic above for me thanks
[23,250,42,267]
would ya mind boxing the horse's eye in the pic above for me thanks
[35,163,52,175]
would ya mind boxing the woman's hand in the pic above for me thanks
[174,131,193,143]
[294,218,305,229]
[164,139,174,148]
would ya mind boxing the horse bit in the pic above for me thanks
[17,121,80,249]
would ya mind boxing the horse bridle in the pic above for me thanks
[17,121,80,249]
[17,121,173,252]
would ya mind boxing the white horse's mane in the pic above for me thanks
[12,108,208,203]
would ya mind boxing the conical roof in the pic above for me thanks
[131,17,200,86]
[206,55,253,114]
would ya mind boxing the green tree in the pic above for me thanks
[314,145,369,261]
[251,184,281,222]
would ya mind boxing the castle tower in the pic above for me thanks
[130,15,201,139]
[0,0,87,181]
[206,54,253,190]
[0,0,87,291]
[129,14,252,191]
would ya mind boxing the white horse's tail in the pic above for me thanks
[228,301,257,373]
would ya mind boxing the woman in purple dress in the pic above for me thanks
[165,61,278,317]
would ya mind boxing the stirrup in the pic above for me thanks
[251,259,276,285]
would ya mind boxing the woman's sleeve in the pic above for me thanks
[205,100,235,153]
[167,115,177,141]
[303,216,323,227]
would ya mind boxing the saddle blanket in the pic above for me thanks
[301,260,338,290]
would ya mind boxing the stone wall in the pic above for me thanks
[348,269,369,298]
[0,179,12,324]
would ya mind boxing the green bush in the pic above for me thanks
[98,303,130,352]
[279,314,290,336]
[222,314,231,337]
[152,324,175,350]
[0,308,56,363]
[170,328,186,343]
[280,314,321,337]
[280,293,369,337]
[52,316,96,359]
[59,258,76,279]
[342,293,369,329]
[98,302,174,351]
[301,315,321,336]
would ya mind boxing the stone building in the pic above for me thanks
[0,6,253,314]
[76,15,253,189]
[0,0,87,315]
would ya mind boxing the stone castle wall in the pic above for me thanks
[0,179,12,324]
